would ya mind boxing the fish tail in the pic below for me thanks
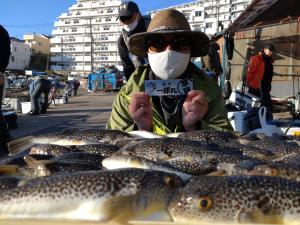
[7,136,34,156]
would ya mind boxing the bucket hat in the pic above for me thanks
[128,9,210,57]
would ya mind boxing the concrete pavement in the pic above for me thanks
[9,89,117,139]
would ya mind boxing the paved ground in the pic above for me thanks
[9,88,117,139]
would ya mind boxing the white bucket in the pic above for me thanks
[21,102,31,114]
[227,110,249,134]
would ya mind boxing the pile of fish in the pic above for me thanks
[0,128,299,224]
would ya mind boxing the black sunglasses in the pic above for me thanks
[120,16,133,23]
[146,36,191,53]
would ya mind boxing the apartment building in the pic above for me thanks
[50,0,251,76]
[50,0,122,76]
[150,0,252,34]
[7,37,31,71]
[24,33,51,55]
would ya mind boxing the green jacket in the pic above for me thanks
[107,63,233,135]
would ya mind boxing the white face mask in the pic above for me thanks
[148,50,191,79]
[122,17,138,32]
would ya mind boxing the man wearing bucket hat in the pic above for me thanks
[107,9,232,135]
[117,1,147,81]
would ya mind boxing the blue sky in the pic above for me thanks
[0,0,193,39]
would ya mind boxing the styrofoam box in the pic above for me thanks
[54,98,64,104]
[21,102,31,114]
[227,110,249,134]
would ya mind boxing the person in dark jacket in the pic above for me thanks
[117,1,147,81]
[246,43,275,118]
[29,76,51,115]
[0,25,11,155]
[72,80,80,96]
[201,40,223,82]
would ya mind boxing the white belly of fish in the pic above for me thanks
[0,197,110,221]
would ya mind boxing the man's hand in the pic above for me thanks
[0,73,4,86]
[182,90,208,131]
[129,92,153,131]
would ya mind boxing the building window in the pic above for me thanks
[195,11,202,17]
[74,19,79,24]
[206,23,213,28]
[76,11,81,15]
[11,56,14,62]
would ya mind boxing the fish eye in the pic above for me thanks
[198,196,212,211]
[265,168,278,176]
[163,175,179,188]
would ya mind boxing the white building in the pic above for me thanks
[7,37,31,71]
[50,0,252,76]
[149,0,252,35]
[50,0,122,76]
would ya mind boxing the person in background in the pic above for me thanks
[49,78,60,106]
[0,25,11,154]
[29,76,51,115]
[107,9,232,135]
[117,1,147,81]
[201,37,223,82]
[246,43,275,119]
[72,80,80,96]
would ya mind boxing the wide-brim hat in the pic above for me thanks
[128,9,210,57]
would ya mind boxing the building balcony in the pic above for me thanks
[58,13,70,19]
[51,46,62,53]
[52,30,62,35]
[50,65,72,71]
[50,37,62,44]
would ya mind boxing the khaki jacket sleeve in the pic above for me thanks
[106,87,135,132]
[201,92,233,131]
[106,66,148,132]
[193,68,233,131]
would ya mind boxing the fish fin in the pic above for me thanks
[238,139,251,145]
[24,155,50,177]
[0,165,19,175]
[103,194,144,223]
[166,156,194,163]
[237,208,283,224]
[128,131,163,139]
[165,132,183,138]
[7,136,33,156]
[208,170,227,176]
